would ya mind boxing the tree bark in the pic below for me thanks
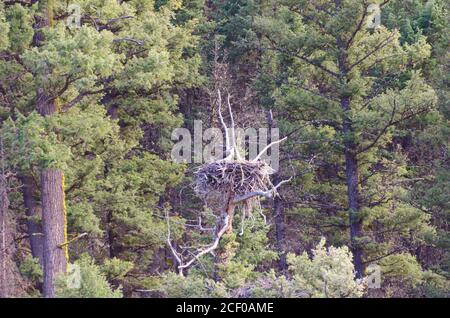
[37,71,67,298]
[32,2,67,298]
[41,169,66,298]
[19,175,44,267]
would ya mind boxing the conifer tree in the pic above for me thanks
[254,0,437,277]
[1,0,200,296]
[0,0,447,298]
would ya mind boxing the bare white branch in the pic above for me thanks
[257,200,267,224]
[227,93,241,160]
[251,137,287,162]
[232,177,292,204]
[178,215,230,270]
[239,209,246,236]
[166,210,233,273]
[165,210,183,275]
[196,216,215,231]
[217,90,231,153]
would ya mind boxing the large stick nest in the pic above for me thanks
[193,160,275,200]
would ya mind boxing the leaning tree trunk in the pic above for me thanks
[41,169,67,298]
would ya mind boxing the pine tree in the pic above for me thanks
[0,0,447,298]
[254,0,437,277]
[1,0,200,296]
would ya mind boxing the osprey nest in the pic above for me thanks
[193,160,275,200]
[165,90,291,274]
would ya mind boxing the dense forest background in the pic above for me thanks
[0,0,448,298]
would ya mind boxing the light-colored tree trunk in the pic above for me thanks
[41,169,67,298]
[34,2,68,297]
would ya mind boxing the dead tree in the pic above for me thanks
[167,91,290,275]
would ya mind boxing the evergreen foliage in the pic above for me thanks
[0,0,447,298]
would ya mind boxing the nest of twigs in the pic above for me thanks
[193,160,275,200]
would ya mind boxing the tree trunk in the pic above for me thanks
[341,95,364,278]
[19,175,44,267]
[38,93,67,298]
[345,149,363,278]
[213,192,236,280]
[33,2,67,297]
[36,76,67,298]
[41,169,67,298]
[273,193,287,271]
[336,31,364,278]
[267,110,288,271]
[0,138,17,297]
[224,195,235,235]
[0,169,10,297]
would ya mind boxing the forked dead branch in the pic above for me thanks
[167,91,291,275]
